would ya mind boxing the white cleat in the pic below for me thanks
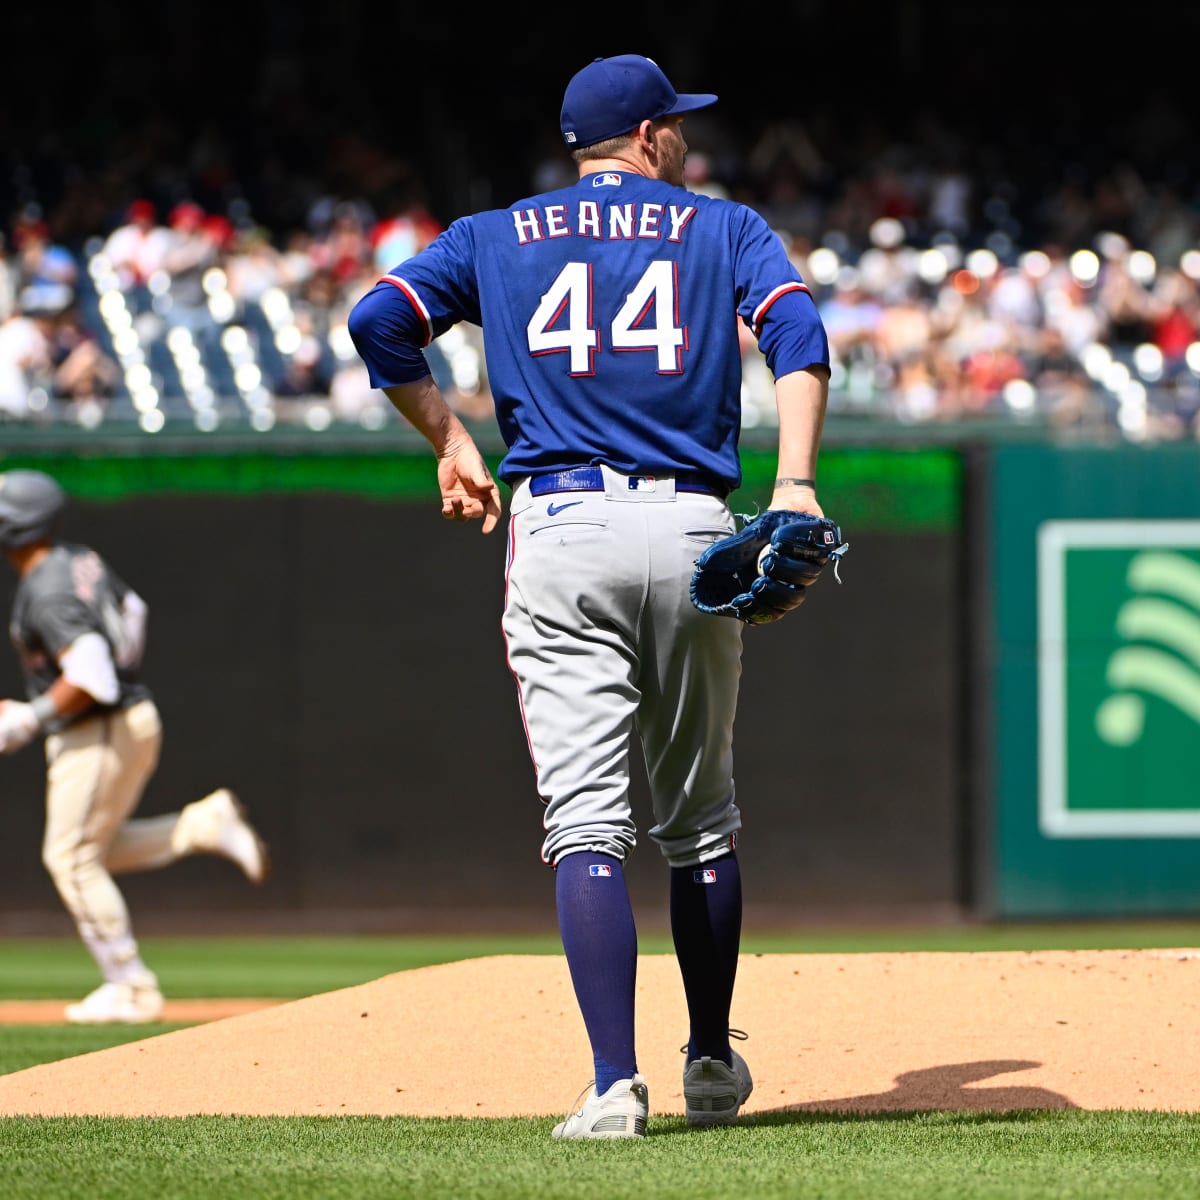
[552,1075,649,1139]
[683,1049,754,1126]
[66,976,165,1025]
[176,788,271,884]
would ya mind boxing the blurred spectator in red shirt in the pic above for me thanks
[1148,267,1199,367]
[101,199,171,291]
[961,335,1027,412]
[369,188,443,274]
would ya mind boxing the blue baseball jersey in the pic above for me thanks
[348,171,829,490]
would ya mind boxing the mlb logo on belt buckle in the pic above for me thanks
[629,476,657,492]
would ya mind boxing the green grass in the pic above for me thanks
[0,1024,195,1075]
[3,1111,1199,1200]
[4,926,1200,1198]
[4,921,1200,1001]
[0,933,567,1001]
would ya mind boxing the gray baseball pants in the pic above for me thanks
[502,465,745,870]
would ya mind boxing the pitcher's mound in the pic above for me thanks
[1,950,1197,1117]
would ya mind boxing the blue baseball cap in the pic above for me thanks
[560,55,718,149]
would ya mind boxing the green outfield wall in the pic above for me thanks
[0,440,964,930]
[6,435,1198,926]
[0,444,960,533]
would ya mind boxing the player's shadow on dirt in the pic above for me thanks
[756,1059,1076,1118]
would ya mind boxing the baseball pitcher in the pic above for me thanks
[349,54,839,1137]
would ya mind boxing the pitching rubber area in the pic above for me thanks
[0,950,1197,1117]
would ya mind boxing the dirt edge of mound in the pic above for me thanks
[2,950,1198,1117]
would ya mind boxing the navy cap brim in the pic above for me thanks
[663,93,719,117]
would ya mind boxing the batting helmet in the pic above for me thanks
[0,470,67,549]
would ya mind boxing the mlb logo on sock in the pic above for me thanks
[695,869,717,884]
[588,864,612,877]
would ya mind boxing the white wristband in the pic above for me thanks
[30,693,58,728]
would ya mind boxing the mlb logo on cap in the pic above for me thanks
[589,864,613,877]
[694,868,717,884]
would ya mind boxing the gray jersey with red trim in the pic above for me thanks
[9,543,151,726]
[349,171,828,489]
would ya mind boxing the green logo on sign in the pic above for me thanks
[1038,520,1200,837]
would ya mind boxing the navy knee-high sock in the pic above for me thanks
[670,851,742,1066]
[555,852,638,1095]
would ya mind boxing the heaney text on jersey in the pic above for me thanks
[513,202,698,246]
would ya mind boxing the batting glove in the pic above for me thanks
[0,700,41,754]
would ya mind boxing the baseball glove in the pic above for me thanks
[690,509,848,625]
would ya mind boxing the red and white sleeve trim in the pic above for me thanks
[379,274,434,347]
[751,282,811,336]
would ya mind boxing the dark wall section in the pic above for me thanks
[0,495,960,930]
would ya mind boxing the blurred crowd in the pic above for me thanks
[1,96,1198,443]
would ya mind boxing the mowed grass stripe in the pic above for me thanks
[3,1111,1200,1200]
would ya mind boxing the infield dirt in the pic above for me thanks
[1,949,1197,1117]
